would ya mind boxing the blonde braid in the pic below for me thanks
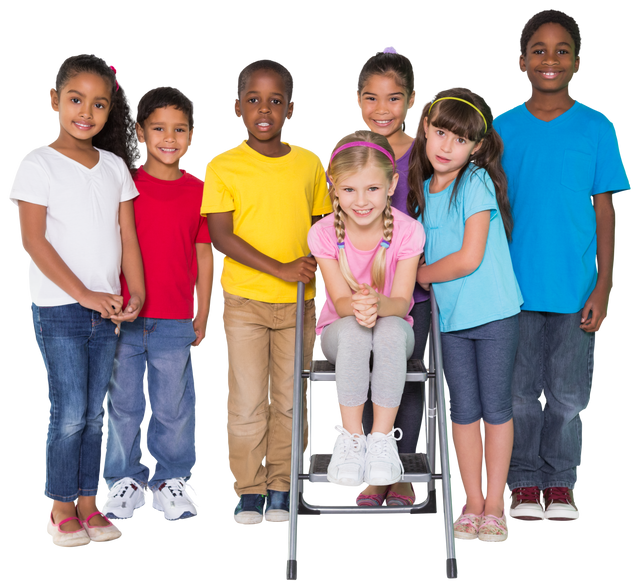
[333,196,360,291]
[371,197,394,291]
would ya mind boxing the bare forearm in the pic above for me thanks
[417,251,477,285]
[213,231,284,278]
[121,236,145,301]
[195,243,214,317]
[377,295,411,319]
[594,193,615,291]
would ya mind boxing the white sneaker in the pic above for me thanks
[152,478,197,520]
[364,429,404,486]
[327,426,367,486]
[103,477,145,519]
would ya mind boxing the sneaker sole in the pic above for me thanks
[103,498,145,520]
[152,499,196,521]
[234,511,263,525]
[454,531,478,540]
[265,509,289,522]
[544,509,579,521]
[510,508,544,521]
[478,533,508,542]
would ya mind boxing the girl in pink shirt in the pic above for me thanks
[308,130,424,489]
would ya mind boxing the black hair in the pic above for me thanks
[407,88,513,240]
[358,49,414,131]
[55,54,139,169]
[520,10,581,56]
[137,87,194,130]
[237,60,293,101]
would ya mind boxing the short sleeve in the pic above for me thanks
[463,169,497,222]
[195,216,211,244]
[10,157,50,207]
[119,161,139,203]
[201,162,235,216]
[397,217,426,260]
[593,122,630,195]
[308,220,338,260]
[311,161,332,216]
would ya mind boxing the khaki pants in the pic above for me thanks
[223,292,315,496]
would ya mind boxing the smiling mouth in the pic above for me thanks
[435,155,450,163]
[159,148,177,153]
[373,119,393,126]
[539,71,561,78]
[257,122,272,129]
[353,209,373,216]
[73,122,93,130]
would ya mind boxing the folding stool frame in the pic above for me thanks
[286,282,457,579]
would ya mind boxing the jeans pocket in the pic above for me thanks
[224,293,251,308]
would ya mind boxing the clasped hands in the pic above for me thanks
[351,283,381,328]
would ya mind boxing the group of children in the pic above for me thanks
[10,9,629,548]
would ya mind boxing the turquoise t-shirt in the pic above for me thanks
[421,165,523,333]
[494,102,630,313]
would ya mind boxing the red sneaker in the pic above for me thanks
[543,487,579,521]
[509,486,544,520]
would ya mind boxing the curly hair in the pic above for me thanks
[137,87,194,130]
[55,54,139,169]
[328,130,396,291]
[407,88,513,240]
[237,59,293,101]
[520,10,581,56]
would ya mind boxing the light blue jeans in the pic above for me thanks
[32,303,118,502]
[104,318,197,491]
[508,310,595,490]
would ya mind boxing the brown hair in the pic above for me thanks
[407,88,513,240]
[328,130,396,291]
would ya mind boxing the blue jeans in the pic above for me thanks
[104,318,197,490]
[32,303,118,502]
[441,315,519,425]
[508,310,595,490]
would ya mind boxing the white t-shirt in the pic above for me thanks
[10,147,139,306]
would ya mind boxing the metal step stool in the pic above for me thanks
[286,282,458,579]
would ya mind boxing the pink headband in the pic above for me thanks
[109,66,119,92]
[329,141,395,170]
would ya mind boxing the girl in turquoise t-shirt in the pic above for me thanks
[408,88,522,543]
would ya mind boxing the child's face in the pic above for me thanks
[520,22,579,94]
[51,72,112,143]
[136,106,192,168]
[235,69,293,143]
[333,162,398,231]
[424,120,481,182]
[358,74,415,140]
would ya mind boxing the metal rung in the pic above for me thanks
[308,453,432,483]
[309,359,428,382]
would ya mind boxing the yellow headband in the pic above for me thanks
[428,97,488,134]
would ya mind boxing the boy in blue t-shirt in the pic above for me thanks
[494,10,629,521]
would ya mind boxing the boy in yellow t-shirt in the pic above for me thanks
[201,60,331,524]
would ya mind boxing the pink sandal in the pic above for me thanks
[47,513,90,547]
[385,483,416,506]
[356,486,390,507]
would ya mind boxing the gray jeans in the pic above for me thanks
[321,316,415,408]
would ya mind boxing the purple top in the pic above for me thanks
[391,141,430,303]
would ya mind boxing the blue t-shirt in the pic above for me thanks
[421,165,523,333]
[494,102,630,313]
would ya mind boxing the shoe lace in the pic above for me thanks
[110,477,141,498]
[367,428,404,479]
[514,486,540,503]
[161,478,198,506]
[335,425,364,460]
[544,487,571,503]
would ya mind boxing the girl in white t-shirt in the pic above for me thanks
[307,130,424,490]
[10,54,145,547]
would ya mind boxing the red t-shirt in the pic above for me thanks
[121,167,210,319]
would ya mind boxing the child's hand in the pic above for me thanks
[79,291,123,319]
[277,256,317,283]
[352,284,379,328]
[580,286,611,332]
[192,314,208,347]
[111,294,143,324]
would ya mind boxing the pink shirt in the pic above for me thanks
[308,207,425,334]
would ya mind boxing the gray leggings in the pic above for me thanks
[321,316,415,408]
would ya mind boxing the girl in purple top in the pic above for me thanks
[355,48,430,506]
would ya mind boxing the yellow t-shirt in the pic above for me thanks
[201,141,332,303]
